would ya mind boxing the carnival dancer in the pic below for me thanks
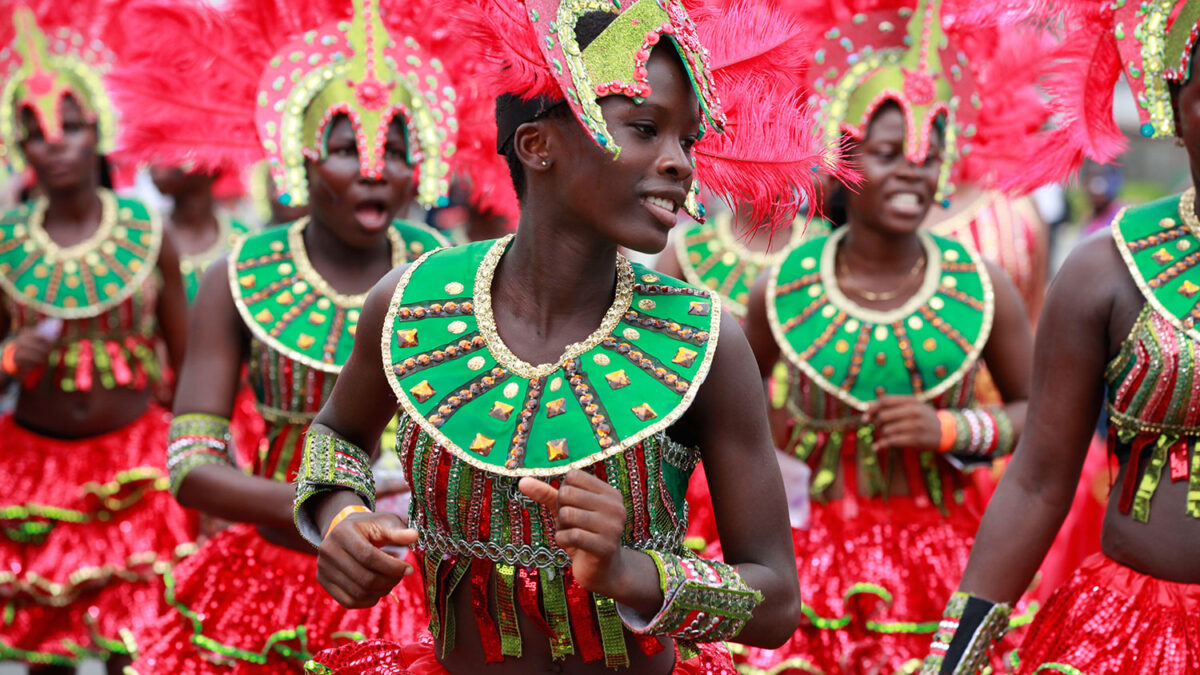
[291,0,841,672]
[109,0,487,669]
[731,1,1044,673]
[146,167,252,304]
[923,2,1200,672]
[0,2,196,671]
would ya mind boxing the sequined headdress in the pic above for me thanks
[472,0,842,228]
[1115,0,1200,139]
[0,1,119,171]
[112,0,502,211]
[1017,0,1200,186]
[796,0,1059,197]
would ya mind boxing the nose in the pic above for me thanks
[657,139,694,183]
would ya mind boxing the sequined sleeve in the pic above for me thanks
[616,549,762,643]
[293,429,376,546]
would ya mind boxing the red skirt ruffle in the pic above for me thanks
[1016,553,1200,674]
[716,496,1019,675]
[0,408,198,664]
[305,633,735,674]
[129,523,428,674]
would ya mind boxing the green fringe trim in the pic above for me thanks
[0,542,196,607]
[161,567,369,667]
[794,585,1038,635]
[0,467,169,544]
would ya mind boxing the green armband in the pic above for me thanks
[617,550,763,643]
[166,413,235,496]
[945,407,1015,458]
[293,430,376,546]
[921,592,1012,674]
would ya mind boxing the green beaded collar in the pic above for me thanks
[383,235,721,477]
[768,229,994,411]
[674,212,816,318]
[230,217,448,372]
[1112,189,1200,341]
[0,189,162,319]
[179,215,251,303]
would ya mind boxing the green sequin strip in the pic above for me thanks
[167,413,235,496]
[621,550,762,643]
[293,431,376,545]
[160,567,318,665]
[1,467,168,544]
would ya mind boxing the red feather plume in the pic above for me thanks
[108,0,508,216]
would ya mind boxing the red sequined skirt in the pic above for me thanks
[0,408,197,665]
[1016,553,1200,674]
[305,633,735,674]
[129,523,429,674]
[718,496,1019,675]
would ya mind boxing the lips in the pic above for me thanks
[354,199,390,231]
[641,193,683,229]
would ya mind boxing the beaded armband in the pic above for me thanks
[617,550,762,643]
[293,430,376,546]
[166,414,236,496]
[921,592,1011,675]
[941,407,1014,458]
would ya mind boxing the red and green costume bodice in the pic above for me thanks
[768,229,994,509]
[1107,189,1200,522]
[231,217,447,481]
[0,190,163,392]
[383,235,721,665]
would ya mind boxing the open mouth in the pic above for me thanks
[885,191,925,217]
[642,195,680,228]
[354,200,390,231]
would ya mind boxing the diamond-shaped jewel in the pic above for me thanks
[688,301,709,316]
[606,370,631,389]
[672,347,698,368]
[410,380,436,403]
[489,401,514,421]
[397,329,419,348]
[547,438,569,461]
[545,398,566,418]
[1152,249,1175,265]
[297,334,315,349]
[1180,280,1200,298]
[469,433,495,456]
[631,403,657,421]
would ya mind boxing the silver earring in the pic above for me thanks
[541,160,549,167]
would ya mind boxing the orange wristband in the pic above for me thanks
[936,410,957,454]
[324,504,371,540]
[1,341,17,377]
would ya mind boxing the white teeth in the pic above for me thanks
[645,196,676,212]
[889,193,919,207]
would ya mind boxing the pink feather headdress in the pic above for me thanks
[785,0,1056,200]
[109,0,512,214]
[0,0,125,171]
[1013,0,1200,189]
[464,0,845,230]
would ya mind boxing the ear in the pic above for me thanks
[513,120,555,174]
